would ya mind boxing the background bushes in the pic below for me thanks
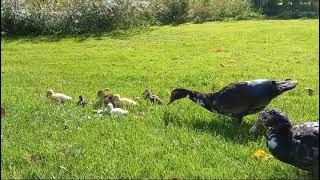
[1,0,318,35]
[154,0,189,24]
[188,0,257,23]
[1,0,154,35]
[252,0,319,17]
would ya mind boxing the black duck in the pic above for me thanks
[168,79,297,123]
[249,109,319,177]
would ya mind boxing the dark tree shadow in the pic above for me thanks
[163,111,183,127]
[1,27,156,43]
[162,112,259,144]
[2,34,65,43]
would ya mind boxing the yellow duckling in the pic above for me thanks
[112,94,138,107]
[47,89,72,103]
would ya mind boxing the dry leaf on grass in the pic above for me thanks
[212,47,225,53]
[254,149,272,159]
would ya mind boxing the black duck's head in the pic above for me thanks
[168,88,191,105]
[79,95,83,100]
[272,79,298,92]
[249,109,293,134]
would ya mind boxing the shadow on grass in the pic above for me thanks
[2,27,157,43]
[163,111,258,144]
[190,117,259,144]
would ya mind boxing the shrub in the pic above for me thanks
[1,0,154,35]
[188,0,258,23]
[153,0,189,24]
[1,0,317,35]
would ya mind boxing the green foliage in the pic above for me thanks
[1,0,318,35]
[1,0,260,35]
[1,0,154,35]
[252,0,319,17]
[1,20,319,178]
[189,0,260,23]
[154,0,189,24]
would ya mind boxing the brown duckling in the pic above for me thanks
[96,88,112,106]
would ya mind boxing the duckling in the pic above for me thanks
[168,79,297,124]
[1,107,5,116]
[249,109,319,177]
[97,88,111,100]
[107,103,128,115]
[143,89,164,104]
[77,95,89,107]
[96,88,113,107]
[111,94,138,107]
[47,89,72,103]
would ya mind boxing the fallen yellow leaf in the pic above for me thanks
[254,149,272,159]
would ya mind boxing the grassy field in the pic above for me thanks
[1,20,319,179]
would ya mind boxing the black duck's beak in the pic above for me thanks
[167,98,174,105]
[249,124,259,134]
[167,88,189,105]
[167,92,176,105]
[275,80,298,91]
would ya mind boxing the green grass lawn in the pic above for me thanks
[1,19,319,179]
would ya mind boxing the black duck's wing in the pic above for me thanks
[215,82,252,114]
[292,122,319,171]
[293,122,319,145]
[214,80,274,115]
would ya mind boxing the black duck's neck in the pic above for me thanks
[186,90,215,110]
[267,127,294,164]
